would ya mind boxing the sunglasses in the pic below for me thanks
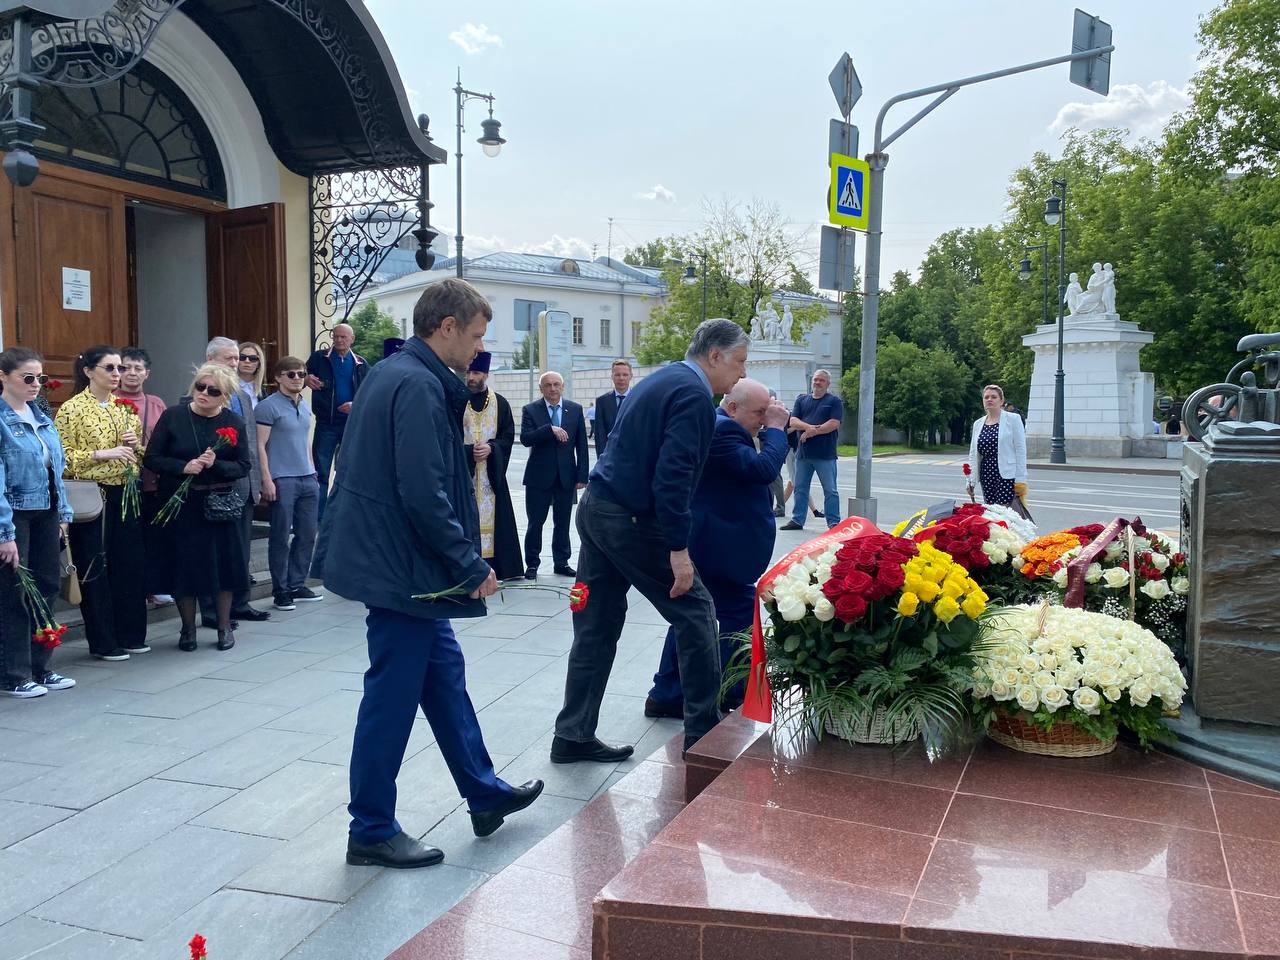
[94,364,122,374]
[239,354,260,363]
[192,382,223,398]
[280,371,306,380]
[19,374,49,386]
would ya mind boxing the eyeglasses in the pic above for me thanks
[94,364,121,374]
[280,371,306,380]
[192,382,223,398]
[19,374,49,386]
[239,354,260,363]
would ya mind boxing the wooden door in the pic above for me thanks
[12,173,129,397]
[207,203,288,369]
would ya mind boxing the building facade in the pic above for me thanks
[0,0,443,403]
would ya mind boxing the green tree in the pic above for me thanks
[348,299,400,365]
[511,328,538,370]
[840,337,970,447]
[623,237,678,268]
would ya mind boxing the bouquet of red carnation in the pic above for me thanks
[113,397,143,521]
[16,565,67,649]
[153,427,238,526]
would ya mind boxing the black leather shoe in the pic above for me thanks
[553,565,577,577]
[230,606,271,622]
[549,736,634,764]
[346,831,444,869]
[524,566,537,580]
[178,627,197,652]
[644,697,683,720]
[780,521,803,531]
[216,628,236,651]
[469,779,545,838]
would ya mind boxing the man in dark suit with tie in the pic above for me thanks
[592,358,633,459]
[520,371,589,579]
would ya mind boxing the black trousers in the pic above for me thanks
[0,502,60,687]
[68,484,148,654]
[524,483,574,569]
[554,490,720,746]
[200,497,253,617]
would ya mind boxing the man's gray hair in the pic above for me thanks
[206,336,237,360]
[686,318,749,361]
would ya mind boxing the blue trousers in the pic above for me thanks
[312,420,345,522]
[648,579,755,708]
[791,457,840,529]
[267,474,319,595]
[348,607,512,844]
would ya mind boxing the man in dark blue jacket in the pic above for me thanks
[305,324,370,522]
[520,371,589,578]
[644,379,789,717]
[312,278,542,869]
[552,319,751,760]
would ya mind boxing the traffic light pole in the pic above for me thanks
[852,39,1114,523]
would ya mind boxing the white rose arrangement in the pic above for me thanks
[968,604,1186,749]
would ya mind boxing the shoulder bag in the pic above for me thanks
[64,479,104,523]
[188,408,244,523]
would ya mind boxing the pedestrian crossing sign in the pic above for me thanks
[829,152,870,230]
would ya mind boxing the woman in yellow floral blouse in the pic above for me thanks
[54,345,148,660]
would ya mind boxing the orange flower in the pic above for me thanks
[1018,532,1083,579]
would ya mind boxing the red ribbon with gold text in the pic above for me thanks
[741,517,878,722]
[1063,517,1129,608]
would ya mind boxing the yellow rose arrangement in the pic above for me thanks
[899,540,989,625]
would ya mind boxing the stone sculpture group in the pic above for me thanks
[1065,261,1117,316]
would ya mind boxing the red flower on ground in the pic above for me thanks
[569,582,590,613]
[189,933,208,960]
[214,426,238,447]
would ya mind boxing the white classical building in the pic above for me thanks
[353,253,844,376]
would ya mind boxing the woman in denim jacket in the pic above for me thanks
[0,347,75,698]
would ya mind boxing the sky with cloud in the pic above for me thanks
[368,0,1213,283]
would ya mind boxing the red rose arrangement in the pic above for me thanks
[820,532,915,624]
[16,565,66,649]
[914,505,992,571]
[153,427,239,526]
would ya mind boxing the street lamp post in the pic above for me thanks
[682,251,709,322]
[1043,178,1068,464]
[454,72,506,279]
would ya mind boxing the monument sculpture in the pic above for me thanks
[1172,331,1280,785]
[745,297,812,402]
[1022,257,1157,457]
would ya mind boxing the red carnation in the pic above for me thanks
[189,933,208,960]
[962,463,971,476]
[214,426,238,447]
[569,582,590,613]
[833,592,868,623]
[46,378,63,391]
[113,397,138,413]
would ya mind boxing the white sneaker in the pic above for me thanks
[4,680,48,698]
[149,594,174,606]
[36,672,76,691]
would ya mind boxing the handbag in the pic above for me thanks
[58,538,81,604]
[64,479,104,523]
[203,485,245,523]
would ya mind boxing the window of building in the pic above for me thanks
[572,317,584,346]
[8,60,226,200]
[513,299,546,333]
[599,318,611,348]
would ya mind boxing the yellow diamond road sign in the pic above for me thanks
[829,152,870,231]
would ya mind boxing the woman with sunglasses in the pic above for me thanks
[144,363,251,652]
[0,348,75,697]
[55,345,147,660]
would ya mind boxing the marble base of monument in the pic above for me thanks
[1023,312,1156,458]
[1180,422,1280,727]
[744,339,814,404]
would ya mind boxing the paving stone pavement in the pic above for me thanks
[0,558,686,959]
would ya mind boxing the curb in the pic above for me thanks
[1028,461,1180,477]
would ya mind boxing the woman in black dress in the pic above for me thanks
[965,384,1027,507]
[144,363,250,652]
